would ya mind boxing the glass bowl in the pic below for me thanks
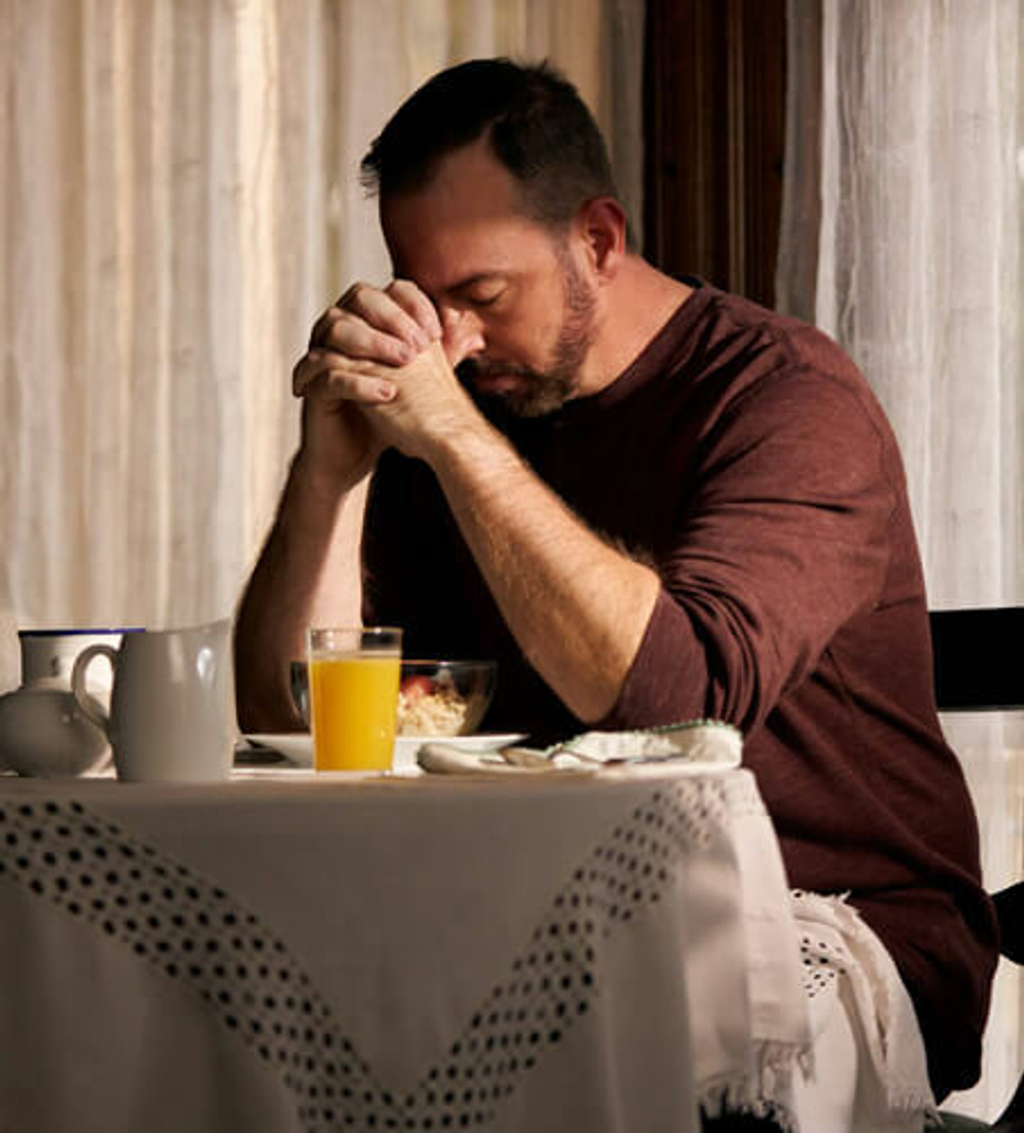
[290,658,496,736]
[395,660,497,736]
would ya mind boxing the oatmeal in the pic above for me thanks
[397,674,470,735]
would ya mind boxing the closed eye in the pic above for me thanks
[469,291,503,308]
[443,272,509,309]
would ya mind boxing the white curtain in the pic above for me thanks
[0,0,645,693]
[779,0,1023,1119]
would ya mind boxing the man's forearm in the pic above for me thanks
[429,423,662,723]
[234,455,366,731]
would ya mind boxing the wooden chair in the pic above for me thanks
[930,607,1024,1132]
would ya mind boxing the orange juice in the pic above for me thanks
[309,653,401,770]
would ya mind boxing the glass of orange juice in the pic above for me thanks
[307,627,403,771]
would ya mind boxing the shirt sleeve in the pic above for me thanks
[602,367,900,733]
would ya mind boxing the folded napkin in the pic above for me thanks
[417,719,742,776]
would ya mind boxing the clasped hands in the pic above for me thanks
[292,279,486,475]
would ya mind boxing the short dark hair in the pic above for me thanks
[360,57,622,233]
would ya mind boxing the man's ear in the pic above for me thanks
[575,197,628,280]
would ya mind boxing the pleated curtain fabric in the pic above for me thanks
[778,0,1024,1119]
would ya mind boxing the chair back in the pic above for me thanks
[930,607,1024,711]
[929,607,1023,1131]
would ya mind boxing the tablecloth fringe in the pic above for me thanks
[698,1040,810,1133]
[791,889,939,1123]
[699,1086,797,1133]
[698,1041,938,1131]
[882,1081,941,1119]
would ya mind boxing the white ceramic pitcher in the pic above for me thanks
[0,628,139,778]
[72,620,236,782]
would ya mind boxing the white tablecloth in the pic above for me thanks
[0,767,810,1133]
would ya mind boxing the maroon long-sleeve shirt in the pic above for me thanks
[363,282,997,1098]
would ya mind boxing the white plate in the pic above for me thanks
[242,733,526,770]
[243,734,313,765]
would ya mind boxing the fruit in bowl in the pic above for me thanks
[290,658,496,736]
[397,660,497,736]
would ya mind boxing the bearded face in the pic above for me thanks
[382,141,609,418]
[457,246,598,418]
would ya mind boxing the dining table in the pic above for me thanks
[0,744,812,1133]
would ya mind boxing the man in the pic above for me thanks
[235,58,996,1122]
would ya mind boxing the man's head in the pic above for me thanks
[360,57,624,243]
[363,59,630,417]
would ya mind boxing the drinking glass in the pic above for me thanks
[307,627,403,771]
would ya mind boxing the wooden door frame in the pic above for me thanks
[643,0,787,308]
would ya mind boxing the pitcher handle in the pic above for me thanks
[71,644,118,736]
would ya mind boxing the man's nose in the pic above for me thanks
[439,306,486,366]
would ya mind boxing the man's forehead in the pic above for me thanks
[389,246,516,298]
[384,139,550,229]
[382,179,557,293]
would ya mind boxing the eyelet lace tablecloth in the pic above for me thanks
[0,767,810,1133]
